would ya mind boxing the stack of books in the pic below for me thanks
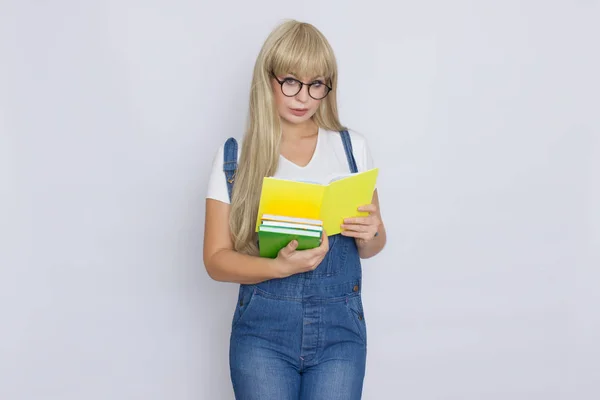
[255,168,379,258]
[258,214,323,258]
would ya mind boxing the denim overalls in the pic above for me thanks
[222,131,367,400]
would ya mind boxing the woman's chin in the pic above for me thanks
[282,112,315,125]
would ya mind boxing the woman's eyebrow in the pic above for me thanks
[284,73,326,81]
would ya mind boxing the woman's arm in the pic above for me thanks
[341,190,387,259]
[203,199,331,283]
[203,199,281,284]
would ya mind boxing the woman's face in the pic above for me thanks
[271,73,328,125]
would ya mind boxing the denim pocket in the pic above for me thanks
[231,285,258,330]
[345,294,367,345]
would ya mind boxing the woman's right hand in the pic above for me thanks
[274,231,330,278]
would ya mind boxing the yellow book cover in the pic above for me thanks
[255,168,379,235]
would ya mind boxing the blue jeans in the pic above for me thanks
[229,234,367,399]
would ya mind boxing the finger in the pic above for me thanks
[341,222,375,232]
[341,229,375,240]
[301,232,328,258]
[343,216,372,225]
[310,248,328,267]
[319,230,329,249]
[303,236,328,258]
[340,223,362,232]
[296,249,322,269]
[340,229,360,238]
[357,204,377,213]
[279,239,298,256]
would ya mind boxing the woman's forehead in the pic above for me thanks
[278,71,327,79]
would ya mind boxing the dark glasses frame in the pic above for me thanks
[271,72,333,100]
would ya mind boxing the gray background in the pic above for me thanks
[1,1,598,399]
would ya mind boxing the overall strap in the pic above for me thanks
[340,130,358,173]
[223,137,238,202]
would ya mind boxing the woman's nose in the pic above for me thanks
[295,84,310,102]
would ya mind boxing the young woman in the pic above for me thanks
[203,19,386,400]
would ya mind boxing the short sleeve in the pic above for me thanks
[361,137,375,172]
[205,144,231,204]
[348,130,377,190]
[347,130,375,172]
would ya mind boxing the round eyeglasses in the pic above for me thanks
[272,74,332,100]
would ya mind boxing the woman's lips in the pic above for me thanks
[289,108,308,116]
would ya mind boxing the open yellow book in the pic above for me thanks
[255,168,379,236]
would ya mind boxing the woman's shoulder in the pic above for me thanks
[206,136,243,204]
[320,127,375,171]
[212,136,243,161]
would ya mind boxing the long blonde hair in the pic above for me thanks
[229,20,344,255]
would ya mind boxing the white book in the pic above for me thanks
[261,214,323,227]
[261,220,324,231]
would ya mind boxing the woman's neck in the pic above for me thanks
[280,118,319,142]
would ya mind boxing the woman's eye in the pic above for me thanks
[284,78,297,85]
[312,80,324,87]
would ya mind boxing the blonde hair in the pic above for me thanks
[229,20,344,255]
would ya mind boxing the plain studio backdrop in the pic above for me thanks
[1,1,598,399]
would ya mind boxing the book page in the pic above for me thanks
[320,168,379,235]
[326,168,377,185]
[326,174,352,184]
[255,177,327,231]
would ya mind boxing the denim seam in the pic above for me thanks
[345,296,367,345]
[255,285,361,303]
[231,287,258,330]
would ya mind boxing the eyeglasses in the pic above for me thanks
[272,73,332,100]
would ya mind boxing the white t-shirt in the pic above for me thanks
[206,127,376,204]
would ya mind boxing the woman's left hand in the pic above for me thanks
[340,204,381,246]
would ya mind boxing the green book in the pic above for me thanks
[258,225,322,258]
